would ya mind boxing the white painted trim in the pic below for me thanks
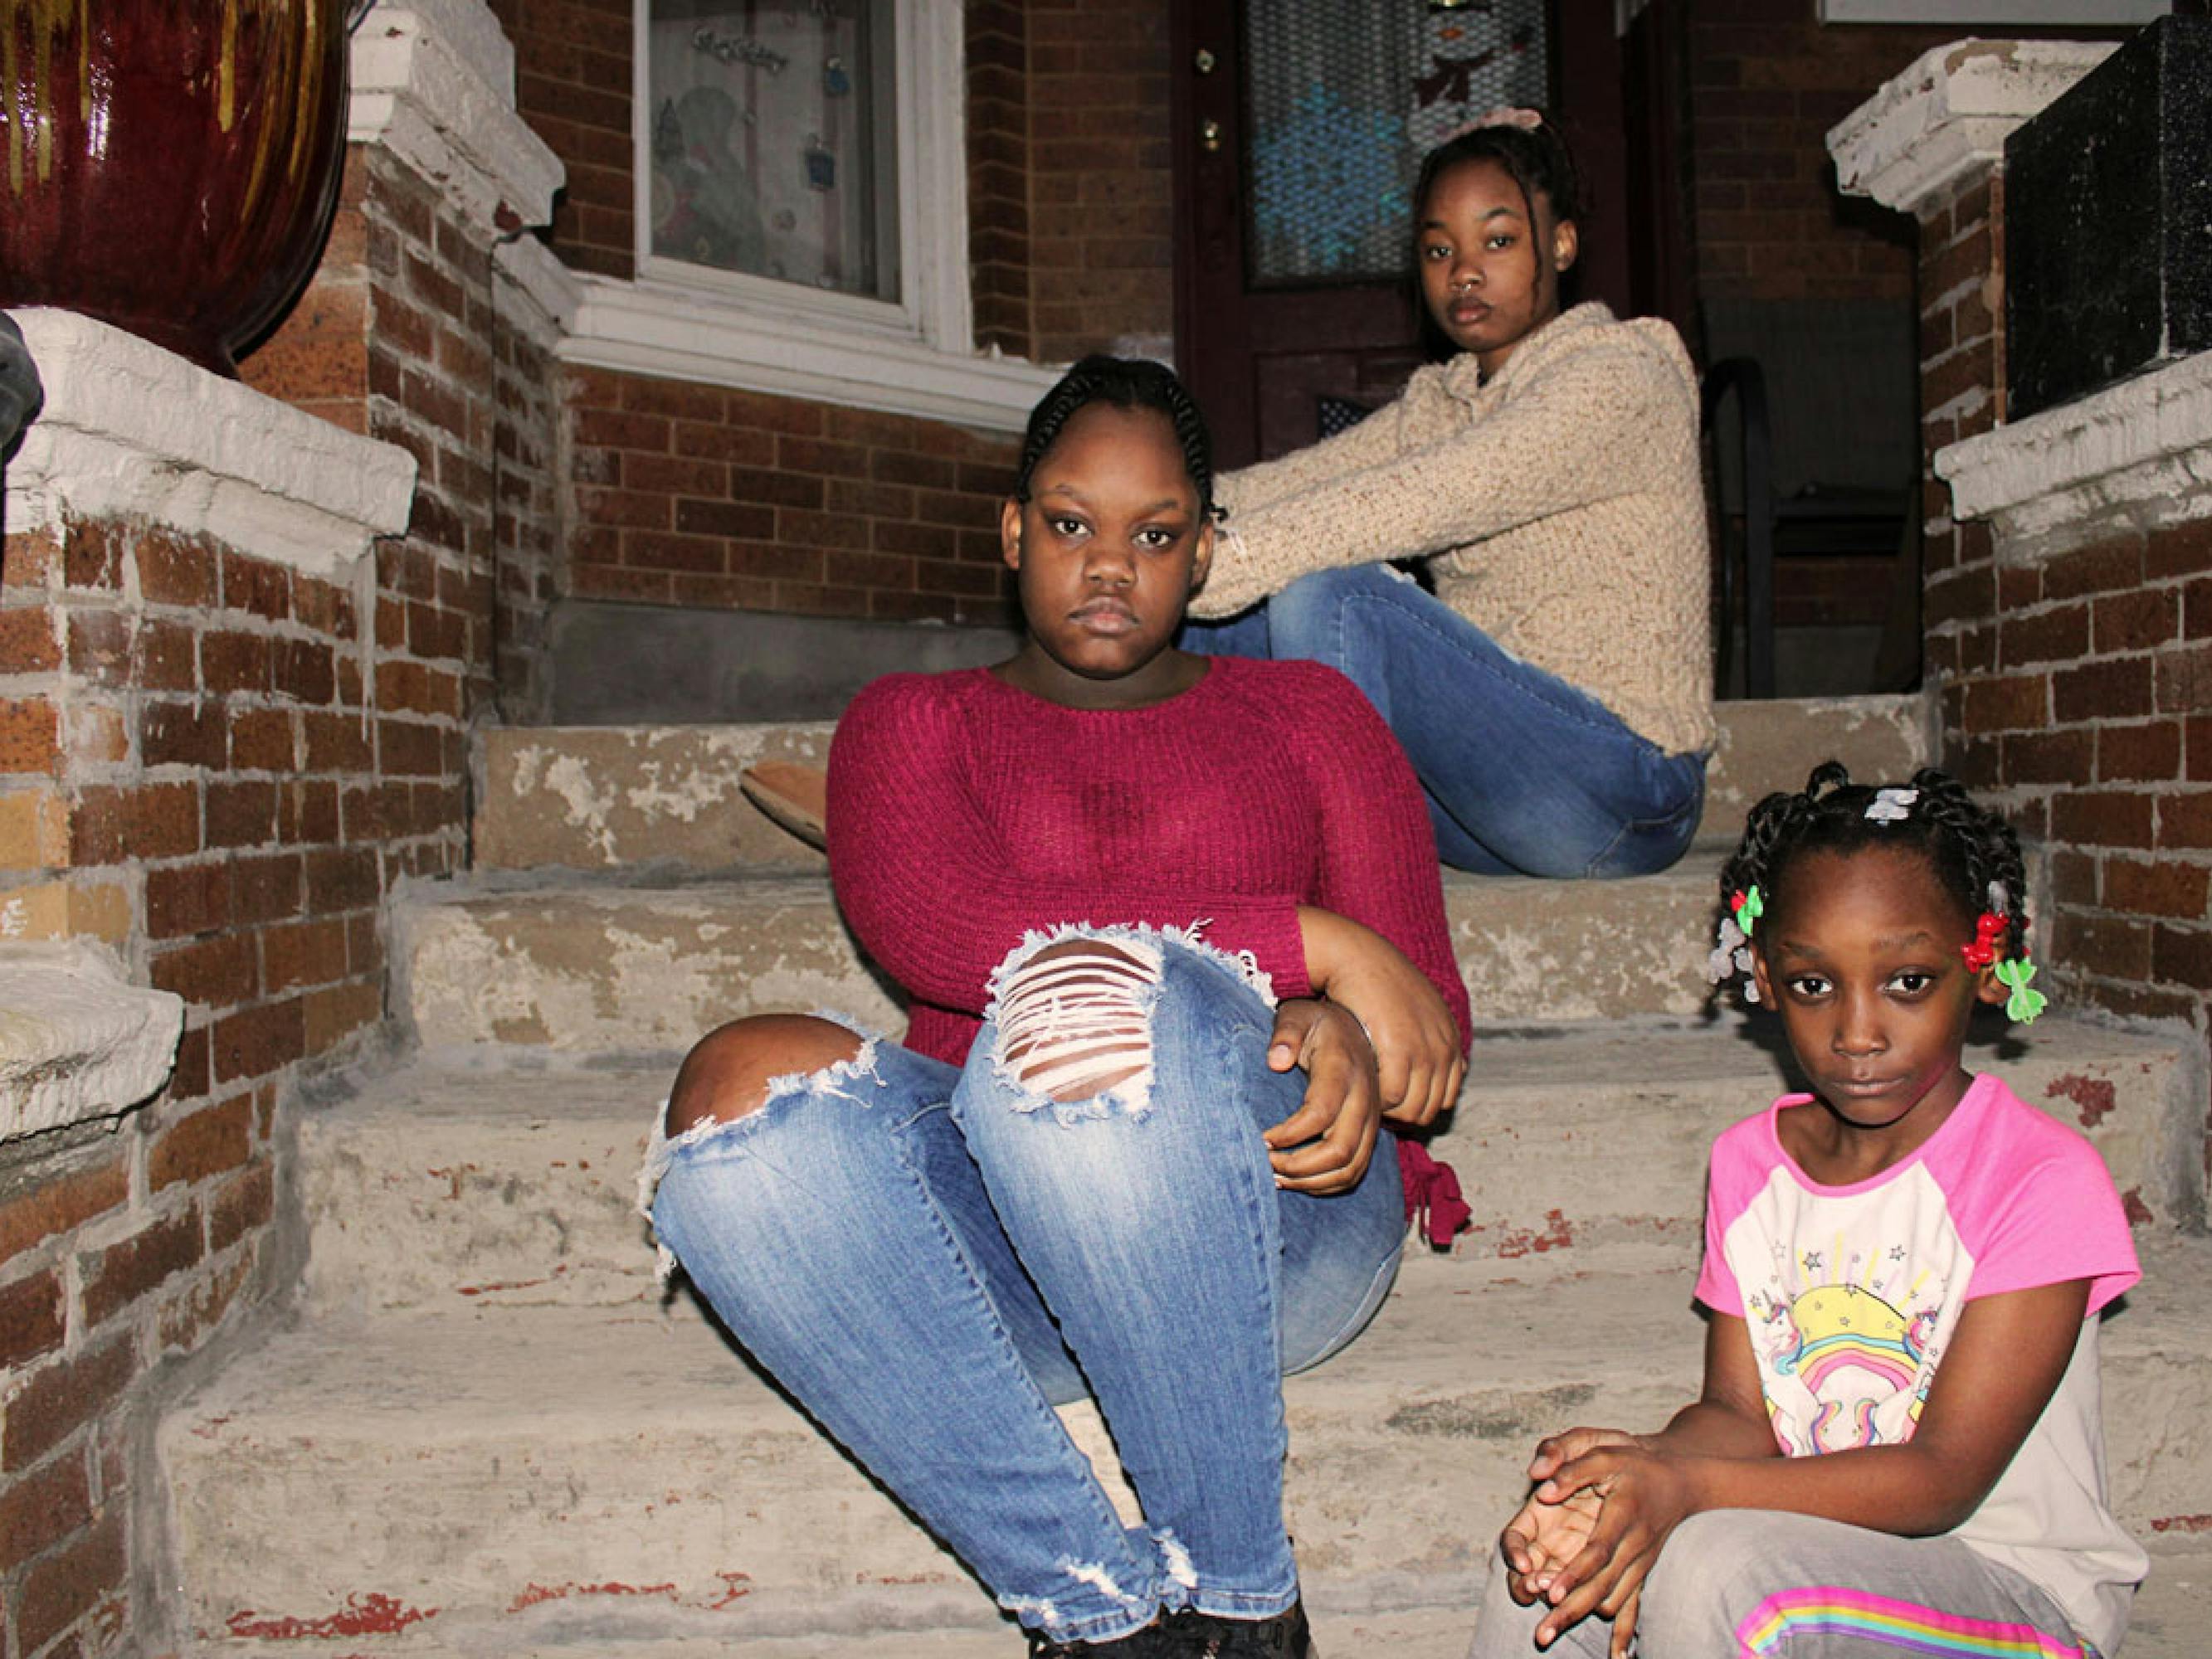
[495,236,582,347]
[3,309,417,577]
[351,0,564,237]
[1937,351,2212,550]
[626,0,976,362]
[0,943,184,1142]
[559,274,1058,433]
[1827,38,2116,213]
[1822,0,2164,22]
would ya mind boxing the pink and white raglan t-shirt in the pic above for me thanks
[1695,1073,2146,1655]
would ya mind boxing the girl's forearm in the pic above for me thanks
[1671,1442,1987,1538]
[1647,1399,1781,1462]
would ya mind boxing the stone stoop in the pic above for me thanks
[155,693,2212,1657]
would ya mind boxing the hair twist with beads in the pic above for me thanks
[1710,762,2032,1000]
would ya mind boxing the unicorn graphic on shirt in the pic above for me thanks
[1766,1282,1933,1454]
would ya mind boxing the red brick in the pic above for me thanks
[2049,849,2098,907]
[202,630,272,696]
[69,783,198,864]
[137,616,197,691]
[1960,673,2048,733]
[304,978,382,1053]
[305,847,380,913]
[136,534,218,608]
[14,1505,125,1656]
[2049,790,2155,849]
[0,608,60,674]
[0,1270,65,1369]
[205,780,278,851]
[2151,922,2212,990]
[141,701,226,770]
[1996,601,2087,667]
[231,853,304,925]
[2159,791,2212,849]
[2043,536,2143,601]
[210,997,306,1085]
[2098,719,2181,783]
[2106,858,2210,921]
[0,698,60,775]
[275,638,337,704]
[2,1335,132,1472]
[301,710,373,772]
[207,1160,275,1254]
[61,523,124,591]
[80,1205,203,1326]
[145,862,230,939]
[378,718,445,777]
[2004,727,2093,786]
[2145,515,2212,581]
[2095,586,2179,654]
[228,707,299,771]
[2054,657,2153,724]
[64,611,131,686]
[262,917,348,995]
[221,552,292,623]
[149,1095,256,1192]
[0,1156,127,1268]
[2156,641,2212,713]
[294,576,358,640]
[149,935,258,1012]
[0,1447,92,1569]
[2052,912,2151,981]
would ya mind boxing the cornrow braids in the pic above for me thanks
[1410,112,1586,361]
[1011,354,1226,523]
[1709,762,2032,1000]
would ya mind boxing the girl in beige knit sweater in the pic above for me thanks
[1183,114,1714,878]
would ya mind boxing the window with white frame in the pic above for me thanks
[640,0,900,304]
[588,0,1054,431]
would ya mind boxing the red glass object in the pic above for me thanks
[1,0,353,376]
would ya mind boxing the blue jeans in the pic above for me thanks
[1184,564,1706,876]
[646,930,1406,1644]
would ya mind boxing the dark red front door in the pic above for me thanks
[1172,0,1635,469]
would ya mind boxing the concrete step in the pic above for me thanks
[470,695,1927,877]
[159,1234,2212,1657]
[299,1019,2203,1315]
[394,854,1767,1055]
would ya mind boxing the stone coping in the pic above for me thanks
[2,309,417,578]
[0,941,183,1142]
[1937,350,2212,555]
[351,0,563,239]
[1829,37,2116,213]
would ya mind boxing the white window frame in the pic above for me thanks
[564,0,1056,433]
[1820,1,2166,22]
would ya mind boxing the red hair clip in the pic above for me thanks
[1961,912,2005,971]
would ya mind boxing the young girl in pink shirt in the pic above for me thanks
[1470,764,2142,1659]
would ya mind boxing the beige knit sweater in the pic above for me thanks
[1191,302,1716,757]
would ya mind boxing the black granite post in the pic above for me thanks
[2005,16,2212,420]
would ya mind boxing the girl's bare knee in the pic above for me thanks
[665,1014,865,1135]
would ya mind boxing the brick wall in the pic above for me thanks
[1684,1,1959,305]
[490,0,632,280]
[564,370,1019,625]
[967,0,1031,357]
[1913,148,2212,1204]
[0,518,381,1659]
[0,128,558,1650]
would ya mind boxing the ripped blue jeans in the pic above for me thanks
[643,929,1406,1644]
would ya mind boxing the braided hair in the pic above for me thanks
[1411,114,1587,361]
[1711,762,2031,1000]
[1011,355,1225,523]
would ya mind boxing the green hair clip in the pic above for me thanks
[1993,956,2047,1024]
[1730,884,1765,938]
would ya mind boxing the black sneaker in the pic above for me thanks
[1029,1618,1177,1657]
[1163,1600,1316,1658]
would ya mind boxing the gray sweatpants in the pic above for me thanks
[1466,1509,2095,1658]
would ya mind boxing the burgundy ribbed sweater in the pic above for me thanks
[825,656,1471,1067]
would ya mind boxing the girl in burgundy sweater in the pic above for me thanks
[643,358,1469,1658]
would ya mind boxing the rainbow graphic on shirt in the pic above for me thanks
[1737,1586,2088,1655]
[1763,1283,1933,1455]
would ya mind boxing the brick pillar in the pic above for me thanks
[1835,40,2212,1219]
[0,310,414,1658]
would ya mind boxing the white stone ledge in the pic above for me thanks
[1937,352,2212,553]
[495,236,582,349]
[3,309,417,577]
[351,0,563,240]
[562,274,1062,435]
[0,942,183,1142]
[1829,37,2116,214]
